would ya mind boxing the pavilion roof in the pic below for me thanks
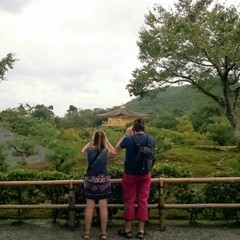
[98,106,149,118]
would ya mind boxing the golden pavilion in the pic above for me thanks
[98,106,149,127]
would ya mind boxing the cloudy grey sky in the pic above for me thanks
[0,0,176,117]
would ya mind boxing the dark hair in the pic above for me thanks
[93,130,107,151]
[132,118,145,132]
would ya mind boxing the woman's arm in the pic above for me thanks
[106,141,116,158]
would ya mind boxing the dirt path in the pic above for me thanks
[0,219,239,240]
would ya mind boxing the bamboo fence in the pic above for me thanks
[0,177,239,230]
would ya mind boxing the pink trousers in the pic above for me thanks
[122,173,151,221]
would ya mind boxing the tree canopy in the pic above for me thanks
[0,53,18,82]
[127,0,240,147]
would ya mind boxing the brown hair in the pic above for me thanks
[92,130,107,151]
[132,118,145,132]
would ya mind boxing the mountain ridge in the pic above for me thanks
[124,86,218,115]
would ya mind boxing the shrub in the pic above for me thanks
[203,169,240,222]
[152,163,202,222]
[3,169,44,222]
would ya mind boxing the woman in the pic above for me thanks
[81,130,115,240]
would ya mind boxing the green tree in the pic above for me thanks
[58,108,101,129]
[0,105,28,125]
[189,104,223,132]
[0,145,8,172]
[30,104,55,123]
[46,141,78,173]
[7,138,38,165]
[0,105,59,147]
[149,113,178,130]
[66,105,78,116]
[127,0,240,147]
[0,53,18,82]
[206,116,235,145]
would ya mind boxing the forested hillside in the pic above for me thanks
[125,86,218,115]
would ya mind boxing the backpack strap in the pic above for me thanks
[131,134,149,148]
[131,135,139,148]
[146,134,149,147]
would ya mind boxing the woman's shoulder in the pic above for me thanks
[88,147,107,153]
[87,146,96,153]
[102,148,108,154]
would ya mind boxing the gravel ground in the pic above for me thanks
[0,219,239,240]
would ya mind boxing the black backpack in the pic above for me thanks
[132,134,155,174]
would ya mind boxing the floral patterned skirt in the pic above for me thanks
[84,173,111,200]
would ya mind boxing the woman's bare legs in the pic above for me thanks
[98,199,108,235]
[84,199,95,235]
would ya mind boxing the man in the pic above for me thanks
[116,118,155,239]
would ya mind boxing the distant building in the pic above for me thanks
[98,105,149,127]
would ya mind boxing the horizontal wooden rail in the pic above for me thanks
[0,177,239,185]
[0,204,69,209]
[164,203,240,209]
[163,177,240,183]
[0,177,239,230]
[0,203,159,209]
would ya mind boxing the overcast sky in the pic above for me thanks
[0,0,177,116]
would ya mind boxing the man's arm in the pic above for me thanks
[116,126,133,150]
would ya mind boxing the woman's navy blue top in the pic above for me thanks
[86,147,109,175]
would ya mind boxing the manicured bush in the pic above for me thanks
[3,169,44,222]
[0,167,239,224]
[203,169,240,222]
[152,162,202,222]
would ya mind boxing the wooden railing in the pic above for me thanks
[0,177,240,230]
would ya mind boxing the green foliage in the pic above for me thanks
[1,113,59,147]
[127,0,240,147]
[126,86,213,116]
[0,53,18,81]
[0,107,28,131]
[0,167,239,223]
[59,128,80,141]
[152,162,193,205]
[189,104,223,132]
[152,162,192,178]
[27,120,59,147]
[46,140,78,173]
[176,116,194,133]
[100,126,123,145]
[4,169,44,222]
[40,170,69,222]
[7,137,38,165]
[147,127,172,155]
[158,128,213,147]
[0,172,10,204]
[203,169,240,221]
[206,116,235,145]
[0,105,59,146]
[107,166,124,219]
[57,108,101,128]
[30,104,55,123]
[0,145,8,172]
[152,163,201,222]
[149,113,178,130]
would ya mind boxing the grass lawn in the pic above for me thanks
[160,145,240,177]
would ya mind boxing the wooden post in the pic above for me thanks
[68,180,75,228]
[159,177,165,231]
